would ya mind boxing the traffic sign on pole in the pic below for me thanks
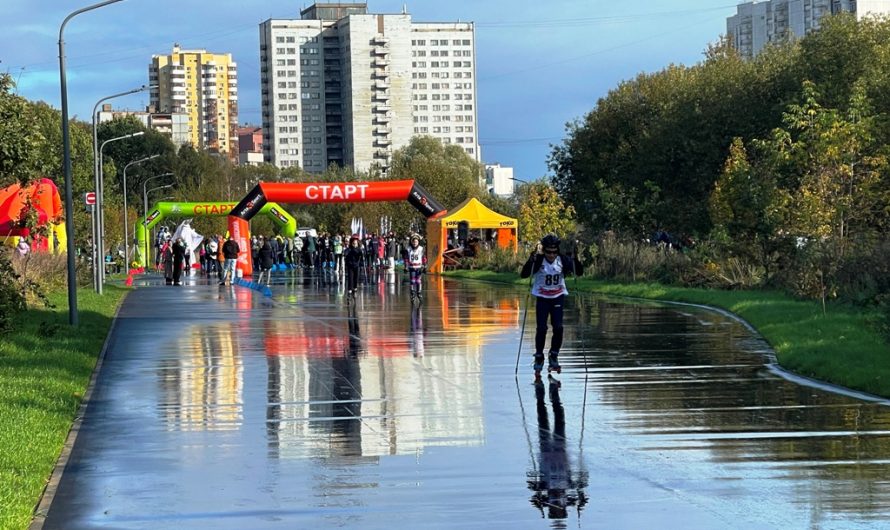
[84,191,97,205]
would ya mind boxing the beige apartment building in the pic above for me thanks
[149,45,239,158]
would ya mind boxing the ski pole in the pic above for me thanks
[515,290,531,375]
[515,262,535,375]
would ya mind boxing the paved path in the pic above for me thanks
[41,271,890,529]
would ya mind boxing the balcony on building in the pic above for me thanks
[374,113,392,124]
[372,91,390,101]
[373,57,390,67]
[372,47,390,57]
[373,103,392,113]
[372,35,390,45]
[374,79,390,89]
[374,149,390,158]
[375,137,392,147]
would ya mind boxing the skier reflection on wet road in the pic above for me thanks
[347,306,362,357]
[410,307,424,358]
[528,378,588,522]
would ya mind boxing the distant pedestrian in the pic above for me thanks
[344,235,363,303]
[172,237,186,286]
[15,238,30,258]
[256,237,274,284]
[219,235,240,286]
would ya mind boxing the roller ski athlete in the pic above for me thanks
[406,234,427,305]
[343,235,363,304]
[520,234,580,380]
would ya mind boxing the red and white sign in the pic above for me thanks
[84,192,97,205]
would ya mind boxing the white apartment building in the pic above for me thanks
[728,0,890,58]
[97,105,191,147]
[259,3,479,173]
[485,164,515,197]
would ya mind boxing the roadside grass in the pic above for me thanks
[0,287,126,530]
[444,270,890,399]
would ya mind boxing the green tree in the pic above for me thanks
[517,182,576,245]
[386,136,486,235]
[709,138,792,282]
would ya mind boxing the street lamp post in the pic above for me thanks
[142,173,172,266]
[92,86,151,290]
[59,0,126,325]
[94,131,144,293]
[122,155,160,266]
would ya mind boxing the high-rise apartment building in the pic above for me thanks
[149,45,239,158]
[259,3,479,173]
[727,0,890,58]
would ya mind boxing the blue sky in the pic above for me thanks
[1,0,739,179]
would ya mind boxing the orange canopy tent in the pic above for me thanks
[426,197,518,273]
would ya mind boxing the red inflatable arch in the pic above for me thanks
[227,179,445,276]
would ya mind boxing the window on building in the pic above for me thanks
[279,104,287,111]
[288,104,298,110]
[276,47,285,54]
[430,39,438,45]
[286,36,295,43]
[276,36,285,43]
[289,126,299,133]
[277,60,286,66]
[431,61,439,68]
[287,59,296,66]
[452,39,461,45]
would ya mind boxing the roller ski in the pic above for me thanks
[548,353,561,375]
[533,353,545,381]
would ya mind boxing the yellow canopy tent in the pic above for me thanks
[426,197,518,273]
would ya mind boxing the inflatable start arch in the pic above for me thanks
[135,200,297,267]
[228,180,445,276]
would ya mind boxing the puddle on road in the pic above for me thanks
[44,272,890,529]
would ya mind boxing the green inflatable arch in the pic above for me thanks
[135,201,297,267]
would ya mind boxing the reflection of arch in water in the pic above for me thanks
[264,292,508,459]
[158,323,244,431]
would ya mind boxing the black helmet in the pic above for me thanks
[541,234,561,251]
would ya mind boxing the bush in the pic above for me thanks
[466,246,525,273]
[0,249,26,333]
[9,250,61,310]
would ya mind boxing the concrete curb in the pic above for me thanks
[29,294,128,529]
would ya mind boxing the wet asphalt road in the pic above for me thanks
[41,269,890,529]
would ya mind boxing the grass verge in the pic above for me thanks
[444,270,890,399]
[0,286,126,530]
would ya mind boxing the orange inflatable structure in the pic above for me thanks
[0,178,66,252]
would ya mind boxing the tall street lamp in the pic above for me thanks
[92,86,152,289]
[142,173,172,265]
[122,155,159,265]
[59,0,127,325]
[95,131,144,293]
